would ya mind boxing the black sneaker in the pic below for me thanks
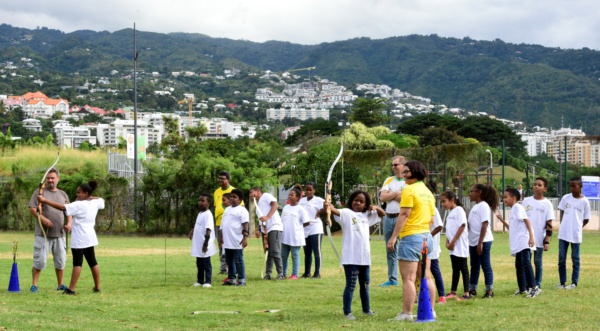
[300,273,311,278]
[483,291,494,298]
[62,289,76,295]
[312,274,321,279]
[222,281,235,286]
[263,275,271,280]
[92,287,101,293]
[469,289,477,297]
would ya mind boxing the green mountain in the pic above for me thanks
[1,24,600,133]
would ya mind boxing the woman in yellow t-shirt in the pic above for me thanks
[386,160,436,322]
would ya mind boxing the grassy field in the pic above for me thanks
[1,231,600,330]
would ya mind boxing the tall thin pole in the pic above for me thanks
[133,23,138,223]
[564,136,568,195]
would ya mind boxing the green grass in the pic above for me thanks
[2,231,600,330]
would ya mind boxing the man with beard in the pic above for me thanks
[28,168,71,293]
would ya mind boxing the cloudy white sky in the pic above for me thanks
[1,0,599,49]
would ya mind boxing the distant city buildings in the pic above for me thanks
[266,108,329,121]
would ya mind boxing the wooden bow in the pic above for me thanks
[37,153,60,242]
[325,137,344,268]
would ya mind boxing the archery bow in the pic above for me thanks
[37,153,60,243]
[325,137,344,268]
[253,197,269,278]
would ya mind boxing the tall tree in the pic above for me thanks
[349,98,388,127]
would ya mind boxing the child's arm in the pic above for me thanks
[543,220,552,251]
[477,222,489,255]
[583,219,589,227]
[524,218,535,247]
[368,205,385,217]
[431,225,443,237]
[37,195,66,211]
[203,229,212,253]
[495,213,509,230]
[188,228,194,240]
[446,224,466,250]
[325,201,340,216]
[240,223,249,248]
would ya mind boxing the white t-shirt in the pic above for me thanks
[445,206,469,258]
[65,198,104,249]
[333,208,380,266]
[523,197,555,248]
[381,176,406,213]
[558,194,591,243]
[191,210,217,258]
[468,201,494,246]
[281,204,310,246]
[508,203,533,256]
[299,196,325,237]
[256,193,283,233]
[429,208,443,260]
[220,205,249,249]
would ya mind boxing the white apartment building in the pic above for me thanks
[96,120,164,147]
[22,118,42,132]
[518,131,553,157]
[266,108,329,121]
[53,122,96,148]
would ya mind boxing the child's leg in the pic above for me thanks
[234,249,245,284]
[558,239,569,285]
[430,259,445,297]
[205,257,212,284]
[196,257,205,284]
[303,238,312,276]
[450,255,460,292]
[291,246,300,277]
[520,249,535,289]
[571,242,581,285]
[342,265,358,315]
[459,257,470,295]
[358,265,371,313]
[480,242,494,292]
[468,245,480,292]
[515,254,526,291]
[83,247,100,290]
[225,249,236,282]
[314,234,323,276]
[269,230,284,276]
[281,244,290,277]
[533,247,544,287]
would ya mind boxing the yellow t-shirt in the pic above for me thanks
[214,186,235,226]
[399,181,435,238]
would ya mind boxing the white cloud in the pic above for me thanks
[1,0,598,49]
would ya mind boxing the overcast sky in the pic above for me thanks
[1,0,598,50]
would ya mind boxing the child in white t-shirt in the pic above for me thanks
[557,177,591,289]
[429,207,446,304]
[326,190,385,320]
[496,188,540,298]
[38,180,104,295]
[189,194,217,288]
[281,188,311,279]
[440,191,470,300]
[522,177,554,288]
[299,182,325,278]
[219,189,249,286]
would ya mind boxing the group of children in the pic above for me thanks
[189,182,327,287]
[188,175,591,321]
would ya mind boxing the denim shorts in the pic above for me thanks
[398,233,433,262]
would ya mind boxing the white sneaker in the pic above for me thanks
[514,289,527,295]
[345,313,356,320]
[525,287,541,298]
[192,282,202,287]
[556,284,566,289]
[565,283,577,290]
[389,312,413,322]
[202,283,212,288]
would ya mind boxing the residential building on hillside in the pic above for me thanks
[53,122,96,148]
[96,120,164,147]
[518,131,553,156]
[266,108,329,121]
[544,127,600,167]
[22,118,42,132]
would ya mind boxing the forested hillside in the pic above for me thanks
[1,24,600,133]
